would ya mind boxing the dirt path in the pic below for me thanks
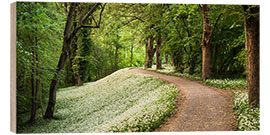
[132,68,235,131]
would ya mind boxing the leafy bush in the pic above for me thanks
[233,91,260,130]
[17,68,178,133]
[203,79,247,90]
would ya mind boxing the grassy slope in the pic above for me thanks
[17,68,178,133]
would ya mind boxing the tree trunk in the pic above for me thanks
[77,74,83,86]
[202,45,211,79]
[44,3,76,119]
[44,39,71,119]
[173,49,183,73]
[201,4,212,80]
[69,10,78,85]
[189,56,196,75]
[29,50,36,123]
[39,83,44,116]
[165,54,168,64]
[156,35,162,69]
[35,47,41,116]
[44,3,103,119]
[130,44,133,67]
[114,45,119,70]
[68,46,77,85]
[29,36,39,123]
[144,37,155,68]
[243,5,260,107]
[200,4,223,80]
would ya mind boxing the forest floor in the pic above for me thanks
[132,68,236,131]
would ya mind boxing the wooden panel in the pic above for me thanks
[10,2,16,133]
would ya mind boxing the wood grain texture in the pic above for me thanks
[10,2,16,133]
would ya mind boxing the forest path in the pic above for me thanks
[132,68,235,131]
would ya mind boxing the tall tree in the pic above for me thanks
[144,37,156,68]
[156,34,162,69]
[130,43,134,67]
[16,2,61,123]
[29,33,40,123]
[44,3,105,119]
[29,47,36,123]
[243,5,260,107]
[200,4,223,80]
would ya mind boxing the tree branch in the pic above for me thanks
[183,47,189,54]
[91,14,98,26]
[80,3,101,25]
[122,18,137,26]
[208,10,223,43]
[122,15,145,22]
[68,3,105,40]
[199,4,203,9]
[182,17,191,37]
[97,3,106,26]
[63,3,77,40]
[81,25,100,28]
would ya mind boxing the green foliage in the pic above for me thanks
[233,91,260,130]
[203,79,247,90]
[210,5,246,78]
[16,2,64,114]
[17,69,178,133]
[91,3,147,72]
[161,4,202,74]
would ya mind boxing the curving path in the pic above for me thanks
[132,68,235,131]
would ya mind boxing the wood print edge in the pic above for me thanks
[10,2,17,133]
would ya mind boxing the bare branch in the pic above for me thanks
[91,15,98,26]
[97,3,106,26]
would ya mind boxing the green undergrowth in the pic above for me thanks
[203,79,247,90]
[233,91,260,130]
[147,65,201,81]
[17,68,178,133]
[147,64,247,90]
